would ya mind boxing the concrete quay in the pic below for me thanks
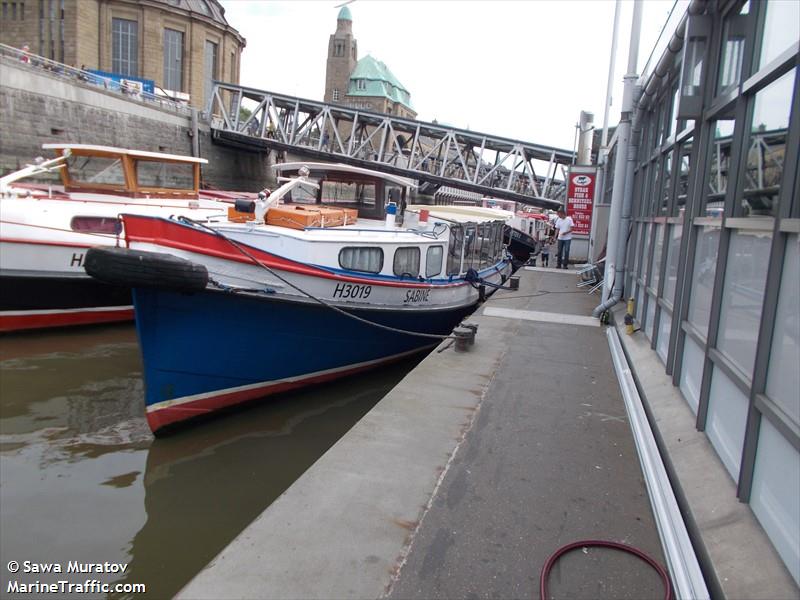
[178,268,668,599]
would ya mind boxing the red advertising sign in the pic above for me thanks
[566,168,596,236]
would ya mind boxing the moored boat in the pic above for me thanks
[482,198,553,264]
[85,163,513,434]
[0,144,233,332]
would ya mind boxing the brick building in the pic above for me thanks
[0,0,244,109]
[323,6,415,119]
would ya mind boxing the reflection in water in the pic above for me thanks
[0,325,419,599]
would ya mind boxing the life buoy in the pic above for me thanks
[85,247,208,293]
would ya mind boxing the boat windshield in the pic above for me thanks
[136,160,195,190]
[66,155,126,186]
[320,180,376,208]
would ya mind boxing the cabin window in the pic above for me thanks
[66,155,126,186]
[426,246,443,277]
[136,160,194,190]
[494,222,504,258]
[339,247,383,274]
[463,225,478,270]
[447,225,464,275]
[321,181,376,208]
[70,216,122,234]
[393,247,420,277]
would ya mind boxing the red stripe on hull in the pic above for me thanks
[0,308,133,332]
[145,351,424,433]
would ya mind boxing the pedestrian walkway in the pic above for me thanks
[178,269,667,599]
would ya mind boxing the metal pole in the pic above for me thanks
[594,0,643,314]
[601,0,622,149]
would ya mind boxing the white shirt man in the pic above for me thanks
[554,209,574,268]
[554,212,574,241]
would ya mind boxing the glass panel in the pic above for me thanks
[679,335,704,414]
[111,18,137,76]
[393,247,420,277]
[650,158,661,216]
[675,138,693,215]
[204,40,218,106]
[765,234,800,425]
[163,29,183,91]
[70,216,122,235]
[463,225,478,270]
[641,223,653,284]
[661,151,672,215]
[657,308,671,363]
[646,293,657,341]
[447,225,464,275]
[706,120,735,216]
[750,418,800,586]
[706,366,749,481]
[635,284,644,323]
[136,161,194,189]
[338,247,383,274]
[716,229,771,377]
[759,0,800,70]
[633,223,644,275]
[663,224,682,304]
[717,3,749,96]
[741,69,795,217]
[66,155,125,186]
[425,246,443,278]
[651,224,665,292]
[321,181,375,208]
[687,225,721,337]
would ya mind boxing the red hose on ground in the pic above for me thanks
[539,539,673,600]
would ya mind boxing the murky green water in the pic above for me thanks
[0,324,419,599]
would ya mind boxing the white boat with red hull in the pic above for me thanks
[0,144,233,332]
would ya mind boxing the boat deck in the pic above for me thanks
[177,268,667,599]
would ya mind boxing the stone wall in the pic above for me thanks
[0,59,272,191]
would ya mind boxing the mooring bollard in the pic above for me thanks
[453,326,474,352]
[509,276,520,290]
[460,322,478,345]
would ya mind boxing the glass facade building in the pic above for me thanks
[605,0,799,586]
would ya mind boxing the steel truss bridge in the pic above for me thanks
[205,82,575,210]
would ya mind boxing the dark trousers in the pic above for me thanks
[541,252,549,266]
[557,239,571,268]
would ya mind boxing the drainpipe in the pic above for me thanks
[593,0,643,317]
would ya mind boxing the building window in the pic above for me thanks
[163,28,183,92]
[332,89,339,101]
[204,40,218,107]
[356,79,366,91]
[334,40,344,56]
[112,17,138,76]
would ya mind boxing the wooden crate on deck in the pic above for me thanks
[266,205,358,230]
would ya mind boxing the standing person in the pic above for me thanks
[540,236,552,267]
[554,208,574,269]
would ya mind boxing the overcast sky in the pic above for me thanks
[219,0,676,152]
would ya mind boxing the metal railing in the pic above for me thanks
[0,43,193,117]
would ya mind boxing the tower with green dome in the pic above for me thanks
[324,6,415,119]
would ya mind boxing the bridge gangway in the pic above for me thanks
[206,82,575,209]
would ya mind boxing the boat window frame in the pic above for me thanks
[393,246,421,278]
[338,246,384,274]
[426,245,444,278]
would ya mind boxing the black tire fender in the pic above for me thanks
[85,247,208,293]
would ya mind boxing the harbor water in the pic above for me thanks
[0,324,421,598]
